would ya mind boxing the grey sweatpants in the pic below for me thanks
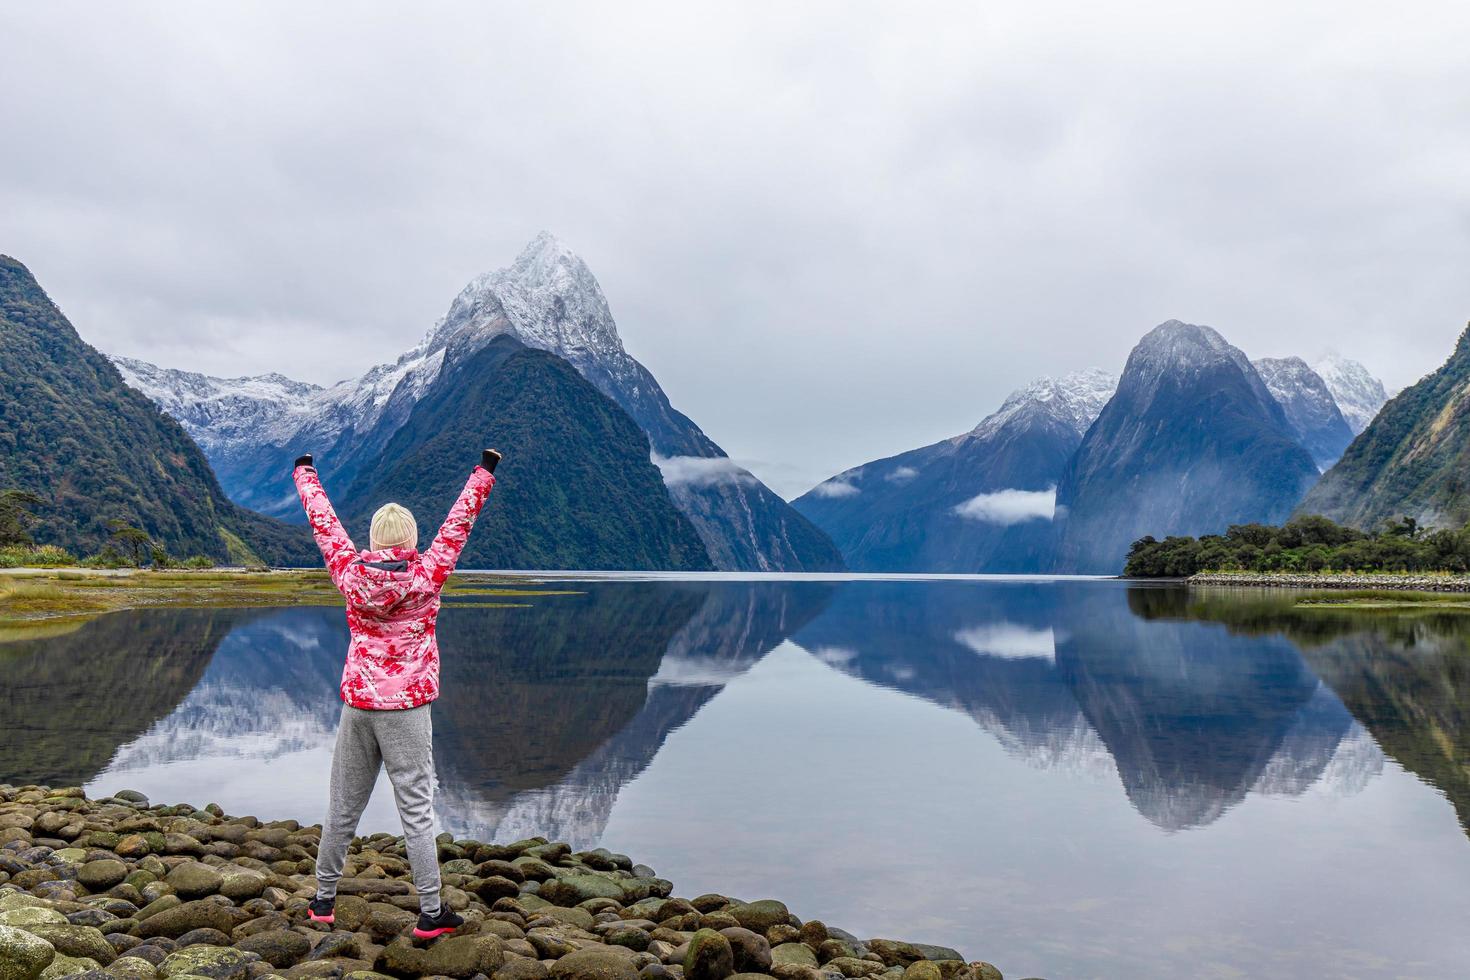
[315,702,441,914]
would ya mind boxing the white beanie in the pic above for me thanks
[370,502,418,551]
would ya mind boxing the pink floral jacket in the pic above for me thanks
[293,464,496,710]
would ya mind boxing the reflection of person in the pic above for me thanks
[291,448,500,939]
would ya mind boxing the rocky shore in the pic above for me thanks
[1187,571,1470,592]
[0,786,1010,980]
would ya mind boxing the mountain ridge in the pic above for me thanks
[115,234,842,572]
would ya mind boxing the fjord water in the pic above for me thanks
[5,579,1470,978]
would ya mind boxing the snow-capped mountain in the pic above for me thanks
[793,368,1117,572]
[112,234,842,571]
[110,358,324,455]
[968,368,1119,442]
[1313,352,1390,435]
[1253,356,1355,470]
[1053,321,1319,573]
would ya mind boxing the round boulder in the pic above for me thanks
[717,929,770,974]
[681,929,733,980]
[19,926,116,966]
[39,953,100,980]
[549,947,640,980]
[233,931,309,969]
[538,876,625,907]
[157,946,255,980]
[727,901,789,935]
[163,865,222,901]
[78,861,130,892]
[770,944,818,968]
[0,923,57,980]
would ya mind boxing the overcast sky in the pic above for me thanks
[3,2,1469,498]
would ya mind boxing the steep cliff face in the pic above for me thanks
[0,256,312,565]
[793,370,1116,572]
[1053,321,1319,573]
[1301,324,1470,531]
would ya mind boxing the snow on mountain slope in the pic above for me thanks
[966,368,1118,443]
[794,368,1117,572]
[113,234,842,571]
[1314,352,1390,434]
[1252,356,1355,470]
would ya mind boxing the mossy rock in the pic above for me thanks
[0,923,56,980]
[39,953,100,980]
[157,946,255,980]
[682,929,733,980]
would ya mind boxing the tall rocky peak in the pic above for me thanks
[109,235,843,571]
[433,231,628,369]
[1052,319,1318,573]
[1121,320,1278,414]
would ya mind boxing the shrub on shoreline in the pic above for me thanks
[1125,514,1470,577]
[0,544,74,568]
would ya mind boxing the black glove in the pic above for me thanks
[482,449,502,473]
[294,454,314,470]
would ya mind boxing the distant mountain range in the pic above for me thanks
[792,370,1117,572]
[115,235,842,572]
[798,319,1388,573]
[0,256,313,565]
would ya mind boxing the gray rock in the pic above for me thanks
[173,931,231,950]
[77,863,129,892]
[232,933,308,969]
[537,877,625,907]
[162,867,221,901]
[727,902,789,936]
[134,903,235,941]
[715,930,768,975]
[492,959,548,980]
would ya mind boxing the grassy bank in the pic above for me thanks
[0,568,556,641]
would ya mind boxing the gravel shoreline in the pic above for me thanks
[0,785,1010,980]
[1187,571,1470,592]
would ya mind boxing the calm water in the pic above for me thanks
[5,577,1470,979]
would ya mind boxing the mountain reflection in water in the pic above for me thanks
[3,579,1465,843]
[8,577,1470,978]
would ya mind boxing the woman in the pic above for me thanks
[292,448,500,939]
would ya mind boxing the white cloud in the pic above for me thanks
[652,453,758,487]
[885,466,919,483]
[953,623,1057,662]
[810,645,859,665]
[952,487,1056,524]
[810,479,860,498]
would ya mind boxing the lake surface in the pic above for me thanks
[4,576,1470,979]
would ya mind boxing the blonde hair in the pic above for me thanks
[370,502,418,551]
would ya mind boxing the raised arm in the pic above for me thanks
[293,455,358,588]
[421,450,499,586]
